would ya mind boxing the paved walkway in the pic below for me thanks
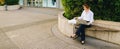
[0,8,120,49]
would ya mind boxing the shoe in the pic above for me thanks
[70,36,74,38]
[81,41,85,45]
[72,35,79,40]
[70,35,78,40]
[18,7,22,10]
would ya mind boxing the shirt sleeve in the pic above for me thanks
[78,11,84,20]
[88,12,94,24]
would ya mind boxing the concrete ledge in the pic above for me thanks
[86,20,120,45]
[58,12,120,45]
[0,6,4,10]
[0,5,19,11]
[58,12,74,37]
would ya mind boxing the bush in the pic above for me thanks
[0,0,5,6]
[6,0,19,5]
[62,0,83,20]
[62,0,120,22]
[0,0,19,5]
[89,0,120,22]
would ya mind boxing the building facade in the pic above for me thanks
[23,0,63,9]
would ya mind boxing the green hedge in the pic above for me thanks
[62,0,120,22]
[0,0,19,5]
[0,3,4,6]
[0,0,4,6]
[5,0,19,5]
[62,0,82,20]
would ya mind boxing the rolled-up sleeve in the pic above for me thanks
[78,11,84,20]
[89,12,94,24]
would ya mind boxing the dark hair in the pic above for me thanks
[83,4,90,9]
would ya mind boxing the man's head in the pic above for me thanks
[83,4,90,10]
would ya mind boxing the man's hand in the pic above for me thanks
[86,23,91,25]
[74,17,78,20]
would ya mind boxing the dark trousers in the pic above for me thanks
[75,24,91,41]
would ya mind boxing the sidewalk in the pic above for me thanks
[52,24,120,49]
[0,8,120,49]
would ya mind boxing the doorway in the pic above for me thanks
[42,0,56,8]
[26,0,56,8]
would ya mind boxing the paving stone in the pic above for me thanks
[0,8,120,49]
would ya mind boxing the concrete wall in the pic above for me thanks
[7,5,20,10]
[58,12,74,37]
[56,0,63,9]
[0,5,19,11]
[86,20,120,44]
[0,6,4,10]
[58,12,120,45]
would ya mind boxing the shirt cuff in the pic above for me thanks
[78,17,82,20]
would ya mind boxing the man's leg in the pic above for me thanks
[76,24,83,36]
[79,24,86,41]
[71,24,82,39]
[79,24,87,45]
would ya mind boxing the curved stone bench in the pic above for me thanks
[58,12,74,37]
[75,24,119,32]
[58,12,120,45]
[0,5,19,11]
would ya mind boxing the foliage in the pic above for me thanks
[5,0,19,5]
[62,0,83,19]
[0,0,19,6]
[0,0,4,6]
[62,0,120,22]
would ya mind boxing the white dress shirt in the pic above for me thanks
[78,10,94,25]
